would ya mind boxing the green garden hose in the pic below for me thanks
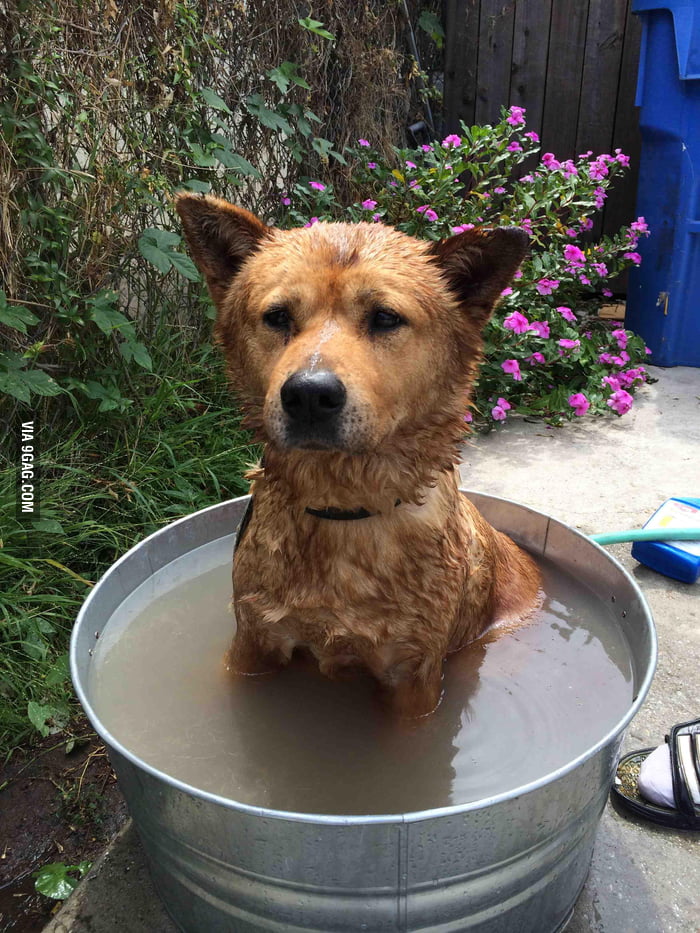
[590,528,700,546]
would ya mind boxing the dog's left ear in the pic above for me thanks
[431,227,528,322]
[175,193,272,305]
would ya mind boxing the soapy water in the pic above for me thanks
[89,535,633,815]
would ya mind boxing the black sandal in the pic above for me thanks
[611,718,700,830]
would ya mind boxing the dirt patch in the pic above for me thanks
[0,717,129,933]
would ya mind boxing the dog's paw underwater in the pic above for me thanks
[176,193,541,717]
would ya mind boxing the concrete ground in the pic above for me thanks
[46,366,700,933]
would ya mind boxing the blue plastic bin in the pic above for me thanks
[626,1,700,367]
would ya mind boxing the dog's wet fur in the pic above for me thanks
[177,194,541,717]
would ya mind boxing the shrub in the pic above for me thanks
[278,107,652,426]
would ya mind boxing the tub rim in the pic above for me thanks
[70,491,657,827]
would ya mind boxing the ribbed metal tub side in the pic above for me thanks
[71,493,656,933]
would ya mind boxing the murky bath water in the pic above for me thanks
[89,535,633,815]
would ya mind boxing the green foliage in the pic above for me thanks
[34,861,91,900]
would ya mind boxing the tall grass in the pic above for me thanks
[0,339,257,758]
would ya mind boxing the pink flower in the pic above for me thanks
[612,328,628,350]
[442,134,461,148]
[619,367,647,387]
[361,199,377,210]
[494,186,506,194]
[555,306,577,322]
[464,411,473,423]
[491,397,512,421]
[568,393,590,416]
[524,131,539,143]
[519,218,533,234]
[602,288,613,298]
[367,162,377,169]
[588,160,609,180]
[615,149,630,167]
[408,179,420,189]
[529,320,550,339]
[592,261,608,277]
[309,181,326,191]
[562,160,579,179]
[416,205,438,222]
[564,244,586,266]
[501,359,522,381]
[536,278,559,295]
[421,144,432,153]
[527,351,546,365]
[541,152,561,170]
[507,141,523,152]
[280,194,291,206]
[558,338,580,350]
[607,389,634,415]
[507,105,526,126]
[579,274,591,285]
[630,217,649,236]
[372,213,382,223]
[358,139,370,147]
[451,223,475,234]
[566,228,577,237]
[624,251,642,265]
[602,374,622,392]
[503,311,530,333]
[304,217,320,227]
[513,269,523,279]
[501,286,513,297]
[580,218,594,231]
[405,160,417,169]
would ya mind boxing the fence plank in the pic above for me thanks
[475,0,515,125]
[576,0,628,158]
[540,0,589,159]
[604,0,642,237]
[510,0,553,136]
[444,0,480,130]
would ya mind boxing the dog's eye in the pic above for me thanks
[263,306,291,331]
[369,308,404,332]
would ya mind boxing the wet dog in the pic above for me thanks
[176,194,541,717]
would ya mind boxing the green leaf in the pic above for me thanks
[200,87,232,114]
[17,368,62,398]
[45,653,70,686]
[167,251,201,282]
[418,10,445,48]
[298,17,336,40]
[27,701,69,738]
[226,153,260,178]
[244,95,293,135]
[32,518,65,534]
[180,179,211,193]
[267,61,311,94]
[90,304,130,335]
[34,861,91,900]
[120,339,153,371]
[0,292,39,334]
[138,235,172,274]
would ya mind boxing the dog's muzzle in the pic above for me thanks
[280,370,347,447]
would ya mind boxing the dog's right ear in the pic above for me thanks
[174,194,272,305]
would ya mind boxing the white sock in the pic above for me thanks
[638,744,675,808]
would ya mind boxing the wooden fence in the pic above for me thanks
[443,0,642,244]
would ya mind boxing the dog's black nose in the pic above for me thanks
[280,371,347,425]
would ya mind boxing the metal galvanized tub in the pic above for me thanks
[71,492,656,933]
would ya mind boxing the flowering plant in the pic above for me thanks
[278,107,651,426]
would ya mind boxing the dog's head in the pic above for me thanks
[176,194,527,455]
